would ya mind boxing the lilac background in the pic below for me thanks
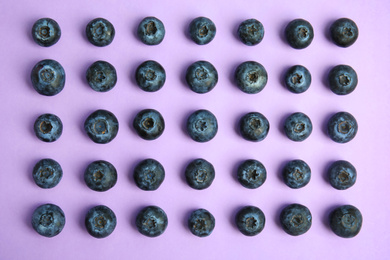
[1,0,389,259]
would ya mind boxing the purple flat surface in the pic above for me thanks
[1,0,389,259]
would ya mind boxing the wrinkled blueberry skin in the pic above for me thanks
[284,65,311,93]
[136,206,168,237]
[328,65,358,95]
[32,203,65,237]
[134,159,165,191]
[328,160,357,190]
[189,17,216,45]
[237,159,267,189]
[235,206,265,236]
[84,160,117,192]
[84,109,119,144]
[237,19,264,46]
[187,109,218,142]
[31,59,65,96]
[282,160,311,189]
[330,18,359,48]
[327,112,358,143]
[137,17,165,45]
[86,18,115,47]
[34,113,63,142]
[33,159,63,189]
[284,112,313,142]
[32,18,61,47]
[235,61,268,94]
[280,204,312,236]
[239,112,269,142]
[186,61,218,94]
[285,19,314,49]
[135,60,166,92]
[133,109,165,140]
[188,209,215,237]
[329,205,362,238]
[86,61,117,92]
[85,205,117,238]
[185,158,215,190]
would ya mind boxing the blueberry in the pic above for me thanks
[86,61,117,92]
[135,60,166,92]
[237,19,264,46]
[85,205,117,238]
[237,159,267,189]
[329,205,362,238]
[189,17,216,45]
[285,19,314,49]
[137,17,165,45]
[188,209,215,237]
[186,109,218,142]
[32,159,63,189]
[135,206,168,237]
[284,65,311,93]
[235,206,265,236]
[185,158,215,190]
[133,109,165,140]
[282,160,311,189]
[32,18,61,47]
[32,203,65,237]
[84,160,117,192]
[328,65,358,95]
[31,59,65,96]
[134,159,165,191]
[328,160,357,190]
[284,112,313,142]
[86,18,115,47]
[234,61,268,94]
[280,203,312,236]
[84,109,119,144]
[185,61,218,94]
[34,113,63,142]
[327,112,358,143]
[330,18,359,48]
[239,112,269,142]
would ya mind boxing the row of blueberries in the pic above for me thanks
[33,158,357,191]
[32,17,358,48]
[31,59,358,95]
[34,109,358,144]
[32,203,363,239]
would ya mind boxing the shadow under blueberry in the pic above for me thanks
[324,20,335,42]
[279,20,290,46]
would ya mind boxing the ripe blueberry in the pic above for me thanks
[32,203,65,237]
[237,19,264,46]
[188,209,215,237]
[136,206,168,237]
[327,112,358,143]
[280,203,312,236]
[31,59,65,96]
[84,109,119,144]
[282,160,311,189]
[328,65,358,95]
[185,158,215,190]
[235,61,267,94]
[237,159,266,189]
[328,160,357,190]
[84,160,117,192]
[329,205,362,238]
[285,19,314,49]
[135,60,166,92]
[284,65,311,93]
[284,112,313,142]
[133,109,165,140]
[134,159,165,191]
[32,18,61,47]
[239,112,269,142]
[186,109,218,142]
[85,205,117,238]
[86,18,115,47]
[185,61,218,94]
[86,61,117,92]
[34,113,63,142]
[137,17,165,45]
[189,17,216,45]
[330,18,359,47]
[235,206,265,236]
[32,158,63,189]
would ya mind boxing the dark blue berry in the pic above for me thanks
[329,205,362,238]
[235,61,267,94]
[34,113,63,142]
[85,205,117,238]
[86,61,117,92]
[185,158,215,190]
[189,17,216,45]
[133,109,165,140]
[235,206,265,236]
[330,18,358,48]
[284,112,312,142]
[134,159,165,191]
[84,160,117,192]
[284,65,311,93]
[32,18,61,47]
[280,204,312,236]
[285,19,314,49]
[188,209,215,237]
[237,159,266,189]
[32,159,62,189]
[32,203,65,237]
[186,61,218,94]
[86,18,115,47]
[328,160,357,190]
[186,109,218,142]
[84,109,119,144]
[239,112,269,142]
[137,17,165,45]
[237,19,264,46]
[327,112,358,143]
[135,60,166,92]
[282,160,311,189]
[328,65,358,95]
[31,59,65,96]
[136,206,168,237]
